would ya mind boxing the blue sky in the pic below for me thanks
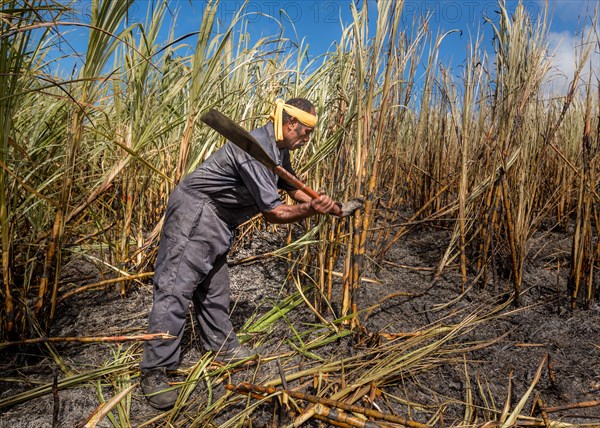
[168,1,599,90]
[59,0,599,90]
[157,1,597,55]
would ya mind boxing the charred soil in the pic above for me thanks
[1,220,599,427]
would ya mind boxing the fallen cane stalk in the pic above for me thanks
[313,413,355,428]
[501,355,547,428]
[293,404,317,427]
[536,398,551,428]
[0,360,134,409]
[80,383,138,428]
[541,400,600,413]
[57,271,155,304]
[313,403,395,428]
[226,383,430,428]
[0,333,175,348]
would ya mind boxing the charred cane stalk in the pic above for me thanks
[226,383,430,428]
[0,332,175,348]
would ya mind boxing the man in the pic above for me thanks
[140,98,359,409]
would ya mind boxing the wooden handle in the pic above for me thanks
[273,166,342,216]
[273,165,320,199]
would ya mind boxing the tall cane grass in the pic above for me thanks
[1,1,72,337]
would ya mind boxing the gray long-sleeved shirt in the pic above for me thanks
[182,121,296,226]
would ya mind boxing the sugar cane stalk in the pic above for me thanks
[568,90,596,308]
[313,403,395,428]
[226,383,430,428]
[501,169,521,303]
[541,399,600,413]
[57,272,154,305]
[0,332,175,348]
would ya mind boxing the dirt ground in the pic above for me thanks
[1,219,599,427]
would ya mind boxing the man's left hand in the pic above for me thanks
[310,193,337,215]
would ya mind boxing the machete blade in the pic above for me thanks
[201,109,277,171]
[200,108,329,203]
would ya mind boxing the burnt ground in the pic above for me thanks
[1,219,599,427]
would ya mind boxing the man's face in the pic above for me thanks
[278,108,316,150]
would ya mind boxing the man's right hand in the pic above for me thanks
[264,193,362,224]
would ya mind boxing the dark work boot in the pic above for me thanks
[214,344,261,364]
[140,367,178,410]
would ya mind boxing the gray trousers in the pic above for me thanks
[141,185,239,371]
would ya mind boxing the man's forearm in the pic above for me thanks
[262,202,315,224]
[287,189,312,204]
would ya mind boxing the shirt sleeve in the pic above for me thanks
[277,149,298,192]
[232,145,283,212]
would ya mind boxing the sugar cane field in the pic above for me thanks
[1,1,599,427]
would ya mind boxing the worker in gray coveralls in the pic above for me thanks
[140,98,361,409]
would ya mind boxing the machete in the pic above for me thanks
[201,108,322,200]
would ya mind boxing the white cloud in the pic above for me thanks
[539,0,599,26]
[544,26,599,95]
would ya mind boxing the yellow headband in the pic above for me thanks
[269,99,317,141]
